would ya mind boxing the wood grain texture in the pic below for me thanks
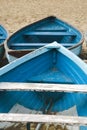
[0,82,87,93]
[0,113,87,126]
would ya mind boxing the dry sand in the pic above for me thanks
[0,0,87,129]
[0,0,87,35]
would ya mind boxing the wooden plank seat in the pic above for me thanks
[31,29,67,32]
[10,43,75,47]
[24,31,76,37]
[0,83,87,125]
[0,113,87,126]
[0,83,87,93]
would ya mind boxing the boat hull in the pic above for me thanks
[70,43,82,55]
[0,42,87,130]
[0,45,5,60]
[0,25,8,61]
[7,16,83,56]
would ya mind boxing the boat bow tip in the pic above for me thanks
[45,42,61,49]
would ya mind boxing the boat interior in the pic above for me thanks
[7,17,81,50]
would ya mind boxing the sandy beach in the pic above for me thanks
[0,0,87,35]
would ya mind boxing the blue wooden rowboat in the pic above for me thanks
[0,25,8,61]
[7,16,83,56]
[0,42,87,129]
[0,41,87,115]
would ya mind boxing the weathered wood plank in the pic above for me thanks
[0,83,87,93]
[25,32,76,36]
[0,113,87,126]
[10,43,74,47]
